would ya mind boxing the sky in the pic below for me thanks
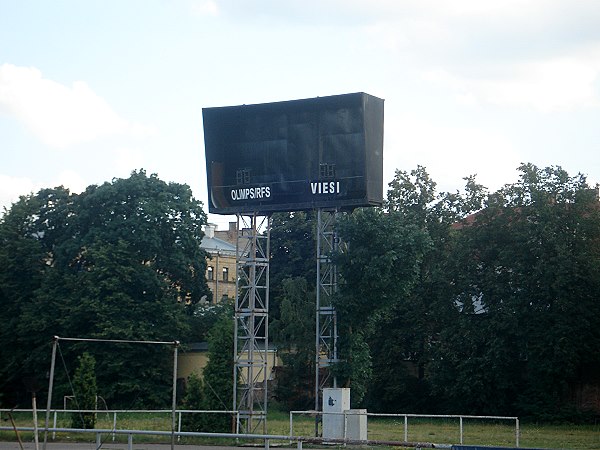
[1,0,600,228]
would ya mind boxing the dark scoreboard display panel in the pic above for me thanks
[202,92,384,215]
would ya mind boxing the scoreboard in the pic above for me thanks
[202,92,384,214]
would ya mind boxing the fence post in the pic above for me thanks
[404,415,408,442]
[178,411,182,442]
[52,411,57,440]
[171,342,179,450]
[128,433,133,450]
[43,336,58,450]
[289,411,293,444]
[516,417,520,447]
[459,416,463,444]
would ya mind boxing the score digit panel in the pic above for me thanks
[202,92,384,215]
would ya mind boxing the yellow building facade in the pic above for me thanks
[201,223,237,302]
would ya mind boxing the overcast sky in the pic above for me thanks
[1,0,600,227]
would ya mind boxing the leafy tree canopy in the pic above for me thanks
[0,170,210,408]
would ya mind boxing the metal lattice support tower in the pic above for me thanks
[314,208,341,426]
[233,213,270,435]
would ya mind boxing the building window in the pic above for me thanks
[207,266,214,281]
[223,267,229,281]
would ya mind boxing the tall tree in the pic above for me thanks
[345,167,487,412]
[333,206,431,405]
[180,372,205,431]
[0,171,210,408]
[433,164,600,417]
[269,211,317,320]
[270,277,316,410]
[71,352,97,429]
[0,187,74,405]
[198,311,235,431]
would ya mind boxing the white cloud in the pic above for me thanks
[189,0,219,16]
[0,171,91,214]
[55,170,88,194]
[113,147,145,178]
[0,64,155,149]
[0,170,97,215]
[480,59,599,112]
[0,174,38,212]
[385,114,521,193]
[423,50,600,112]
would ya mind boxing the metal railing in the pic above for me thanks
[2,407,519,448]
[290,410,520,447]
[1,408,237,445]
[0,425,450,450]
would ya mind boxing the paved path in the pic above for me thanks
[0,444,283,450]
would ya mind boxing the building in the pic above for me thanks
[178,342,279,383]
[201,223,237,303]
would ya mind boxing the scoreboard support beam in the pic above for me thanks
[233,213,271,436]
[314,208,341,436]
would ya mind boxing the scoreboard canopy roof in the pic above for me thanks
[202,92,384,215]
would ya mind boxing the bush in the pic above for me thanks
[71,352,97,429]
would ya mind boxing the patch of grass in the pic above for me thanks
[2,410,599,449]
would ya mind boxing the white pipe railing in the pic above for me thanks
[0,425,449,449]
[2,408,238,442]
[289,410,520,448]
[1,408,519,448]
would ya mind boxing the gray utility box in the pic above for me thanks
[345,409,367,441]
[322,388,368,441]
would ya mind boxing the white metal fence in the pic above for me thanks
[289,410,520,447]
[1,408,237,442]
[2,408,519,448]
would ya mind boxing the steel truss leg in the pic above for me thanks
[234,213,271,435]
[314,208,341,435]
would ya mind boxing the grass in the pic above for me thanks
[1,409,599,449]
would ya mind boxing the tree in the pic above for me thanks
[180,372,205,431]
[71,352,97,429]
[0,187,74,405]
[0,171,210,407]
[198,311,235,431]
[270,277,316,410]
[333,206,432,405]
[337,167,488,411]
[432,164,600,418]
[269,211,317,320]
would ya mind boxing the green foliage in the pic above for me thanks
[333,163,600,420]
[0,188,73,404]
[269,211,316,319]
[335,207,431,331]
[333,206,431,405]
[180,372,205,431]
[197,312,235,432]
[271,277,316,410]
[268,212,318,410]
[331,331,372,406]
[363,167,487,413]
[188,299,234,343]
[71,352,97,429]
[0,170,209,407]
[430,164,600,417]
